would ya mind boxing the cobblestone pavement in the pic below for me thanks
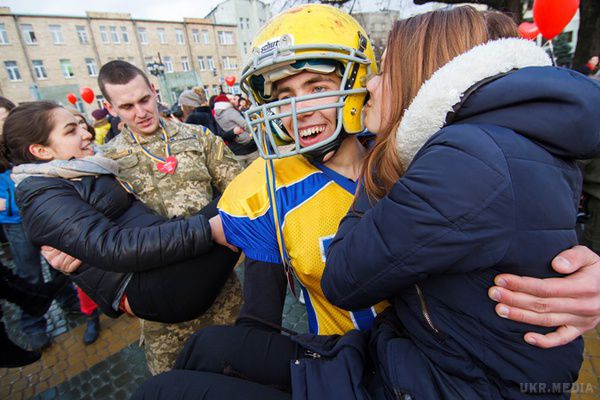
[2,256,600,399]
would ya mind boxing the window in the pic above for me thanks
[110,26,120,43]
[121,26,129,43]
[197,56,205,70]
[212,85,219,95]
[239,17,244,29]
[0,23,9,44]
[157,28,166,44]
[192,29,199,44]
[138,27,148,44]
[49,25,64,44]
[20,24,37,44]
[246,18,250,29]
[99,26,109,44]
[85,58,97,76]
[243,41,247,54]
[217,31,234,45]
[181,56,190,71]
[207,56,215,70]
[222,56,237,70]
[164,56,173,73]
[175,29,184,44]
[201,29,209,44]
[32,60,47,79]
[76,26,89,44]
[4,61,21,81]
[60,59,74,78]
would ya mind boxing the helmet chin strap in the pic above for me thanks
[302,130,348,164]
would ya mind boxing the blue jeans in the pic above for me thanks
[2,223,77,335]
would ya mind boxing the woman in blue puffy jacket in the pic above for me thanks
[322,6,600,399]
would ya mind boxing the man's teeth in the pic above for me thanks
[299,126,325,137]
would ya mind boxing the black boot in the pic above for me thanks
[83,309,100,345]
[0,318,41,368]
[0,263,69,317]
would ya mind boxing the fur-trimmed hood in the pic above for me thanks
[395,38,600,168]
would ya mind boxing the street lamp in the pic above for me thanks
[147,61,165,77]
[146,60,168,103]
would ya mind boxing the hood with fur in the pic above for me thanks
[395,38,600,168]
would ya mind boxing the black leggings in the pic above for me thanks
[125,197,239,323]
[133,325,302,399]
[125,244,239,323]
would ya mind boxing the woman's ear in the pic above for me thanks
[28,143,54,161]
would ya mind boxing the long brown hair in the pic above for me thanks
[362,6,515,200]
[0,101,61,172]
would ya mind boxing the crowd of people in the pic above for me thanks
[1,4,600,399]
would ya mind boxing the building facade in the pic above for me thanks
[205,0,271,66]
[0,7,243,114]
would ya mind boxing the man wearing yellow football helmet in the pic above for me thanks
[216,4,387,337]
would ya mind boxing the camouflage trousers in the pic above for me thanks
[140,272,242,375]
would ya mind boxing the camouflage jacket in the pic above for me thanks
[102,119,242,218]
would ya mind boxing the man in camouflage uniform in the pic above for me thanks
[98,60,243,374]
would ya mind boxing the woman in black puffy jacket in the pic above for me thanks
[0,101,239,323]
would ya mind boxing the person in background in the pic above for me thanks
[0,261,67,367]
[238,97,250,112]
[97,60,243,375]
[104,115,123,144]
[213,94,258,167]
[91,108,111,145]
[0,96,80,352]
[575,55,599,77]
[179,89,219,135]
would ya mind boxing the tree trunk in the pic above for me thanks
[572,0,600,69]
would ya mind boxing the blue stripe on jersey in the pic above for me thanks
[300,284,319,334]
[312,162,358,195]
[219,210,282,264]
[351,308,376,331]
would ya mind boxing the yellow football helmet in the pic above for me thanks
[241,4,377,160]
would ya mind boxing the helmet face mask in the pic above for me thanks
[241,4,377,160]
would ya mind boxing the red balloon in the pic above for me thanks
[518,22,540,40]
[533,0,579,40]
[79,87,95,104]
[225,75,236,87]
[66,93,77,105]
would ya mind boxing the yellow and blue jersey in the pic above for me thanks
[218,155,389,335]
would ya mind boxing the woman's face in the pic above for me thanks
[364,51,391,134]
[39,108,94,160]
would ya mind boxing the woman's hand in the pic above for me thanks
[41,245,82,274]
[489,245,600,348]
[209,215,238,252]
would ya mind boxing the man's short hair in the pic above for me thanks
[98,60,152,103]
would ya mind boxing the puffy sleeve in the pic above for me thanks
[17,177,212,273]
[322,126,514,310]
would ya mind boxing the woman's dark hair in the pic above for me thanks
[0,101,61,172]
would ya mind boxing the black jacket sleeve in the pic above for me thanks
[235,257,287,332]
[17,177,213,273]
